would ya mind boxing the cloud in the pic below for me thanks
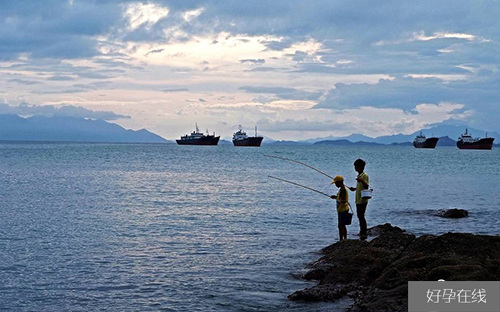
[162,88,190,92]
[7,79,42,85]
[2,0,499,63]
[1,0,500,138]
[0,1,122,61]
[315,74,500,113]
[261,38,295,51]
[31,89,88,95]
[257,117,355,132]
[146,48,165,56]
[48,75,76,81]
[0,103,129,120]
[240,86,323,101]
[239,59,265,64]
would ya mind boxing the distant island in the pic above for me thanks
[0,114,169,143]
[311,135,465,147]
[314,139,383,146]
[266,125,500,147]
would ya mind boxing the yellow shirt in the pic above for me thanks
[355,172,369,204]
[336,187,349,213]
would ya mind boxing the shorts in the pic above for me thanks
[338,211,352,226]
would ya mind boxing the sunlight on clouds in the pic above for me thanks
[183,8,204,22]
[374,31,487,47]
[205,100,316,111]
[437,48,454,53]
[413,31,476,41]
[128,33,327,74]
[412,102,468,116]
[126,3,169,30]
[284,39,326,63]
[286,39,325,55]
[405,74,467,82]
[132,33,283,67]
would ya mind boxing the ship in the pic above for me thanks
[176,124,220,145]
[456,128,494,150]
[413,132,439,148]
[232,125,263,147]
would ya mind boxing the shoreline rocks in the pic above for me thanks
[438,208,468,218]
[288,223,500,312]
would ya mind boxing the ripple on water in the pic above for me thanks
[1,143,499,311]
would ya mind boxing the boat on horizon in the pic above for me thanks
[176,123,220,145]
[413,132,439,148]
[456,128,494,150]
[232,125,263,147]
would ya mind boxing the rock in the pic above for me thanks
[439,208,468,218]
[366,223,407,237]
[289,224,500,312]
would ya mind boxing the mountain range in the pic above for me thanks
[266,124,500,146]
[2,114,499,146]
[0,114,168,143]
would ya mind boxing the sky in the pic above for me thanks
[1,0,499,140]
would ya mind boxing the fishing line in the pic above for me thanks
[264,154,334,180]
[268,175,332,198]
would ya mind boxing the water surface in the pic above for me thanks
[1,143,499,311]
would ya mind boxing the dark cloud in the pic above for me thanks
[0,103,130,120]
[0,1,122,60]
[261,38,295,51]
[146,48,165,56]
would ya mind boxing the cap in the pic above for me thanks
[331,175,344,184]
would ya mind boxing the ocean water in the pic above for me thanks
[1,143,499,312]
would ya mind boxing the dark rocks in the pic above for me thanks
[366,223,407,237]
[439,208,468,218]
[288,224,500,312]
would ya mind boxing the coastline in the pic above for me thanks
[288,224,500,312]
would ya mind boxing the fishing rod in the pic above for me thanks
[264,154,335,180]
[265,155,354,189]
[269,175,332,198]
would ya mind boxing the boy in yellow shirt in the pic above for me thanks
[330,175,349,241]
[349,159,369,240]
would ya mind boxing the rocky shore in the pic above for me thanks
[289,223,500,312]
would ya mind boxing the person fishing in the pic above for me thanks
[348,159,369,240]
[330,175,350,241]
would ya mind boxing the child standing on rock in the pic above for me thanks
[330,175,350,241]
[349,159,369,240]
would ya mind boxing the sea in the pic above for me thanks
[1,142,499,312]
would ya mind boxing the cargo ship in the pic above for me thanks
[232,125,263,147]
[176,124,220,145]
[456,128,494,150]
[413,132,439,148]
